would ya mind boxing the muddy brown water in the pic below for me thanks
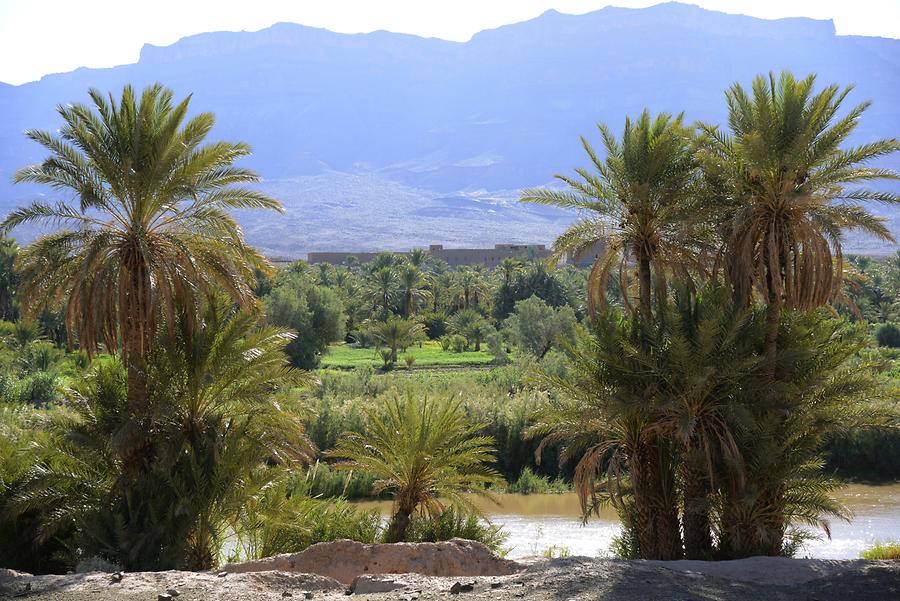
[353,483,900,559]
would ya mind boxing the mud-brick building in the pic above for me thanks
[306,243,550,268]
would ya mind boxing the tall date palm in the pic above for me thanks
[1,84,281,412]
[700,71,900,374]
[522,110,705,318]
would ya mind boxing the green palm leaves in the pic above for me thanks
[2,84,282,409]
[523,110,703,317]
[367,315,426,364]
[702,72,900,314]
[329,394,502,542]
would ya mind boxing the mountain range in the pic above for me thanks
[1,2,899,257]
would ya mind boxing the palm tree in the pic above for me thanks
[329,394,502,542]
[522,110,705,318]
[408,247,428,268]
[448,308,491,351]
[654,286,762,559]
[699,72,899,552]
[451,267,490,310]
[497,258,524,287]
[397,265,433,317]
[1,84,281,412]
[367,316,426,363]
[0,237,19,322]
[530,314,682,560]
[16,299,312,570]
[699,71,900,375]
[364,267,399,316]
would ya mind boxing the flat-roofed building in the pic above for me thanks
[306,243,550,267]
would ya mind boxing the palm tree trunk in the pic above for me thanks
[385,507,413,543]
[631,438,682,559]
[638,256,653,321]
[682,463,713,559]
[629,444,657,558]
[124,260,151,413]
[654,269,668,326]
[763,293,781,382]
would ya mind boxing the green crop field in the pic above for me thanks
[319,341,496,370]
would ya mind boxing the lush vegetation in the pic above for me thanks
[0,72,899,573]
[860,541,900,560]
[319,340,495,369]
[525,72,899,560]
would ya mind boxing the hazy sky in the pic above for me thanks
[2,0,899,85]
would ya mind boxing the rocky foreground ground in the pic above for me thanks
[2,540,898,601]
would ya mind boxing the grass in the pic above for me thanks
[860,541,900,560]
[505,467,570,495]
[320,341,495,370]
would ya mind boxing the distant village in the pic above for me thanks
[293,242,602,268]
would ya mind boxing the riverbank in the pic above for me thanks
[353,483,900,559]
[3,556,898,600]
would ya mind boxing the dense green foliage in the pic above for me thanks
[329,394,504,542]
[1,72,899,573]
[265,270,347,368]
[525,71,899,560]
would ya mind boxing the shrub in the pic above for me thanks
[404,509,508,555]
[542,545,571,558]
[860,541,900,560]
[239,481,381,561]
[421,311,448,340]
[448,334,467,353]
[294,460,381,500]
[506,467,569,495]
[486,331,509,365]
[876,323,900,348]
[15,371,59,404]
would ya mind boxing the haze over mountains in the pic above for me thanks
[1,2,899,257]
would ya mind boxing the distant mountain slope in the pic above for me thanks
[2,2,898,255]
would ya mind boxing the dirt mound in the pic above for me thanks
[224,538,521,585]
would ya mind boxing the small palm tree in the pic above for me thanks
[522,110,704,318]
[1,84,281,411]
[367,316,426,363]
[330,394,503,542]
[448,308,491,351]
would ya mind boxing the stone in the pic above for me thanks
[281,593,292,598]
[224,538,521,586]
[157,595,173,601]
[166,588,180,597]
[450,581,475,594]
[351,575,411,594]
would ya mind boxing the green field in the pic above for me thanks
[319,341,495,369]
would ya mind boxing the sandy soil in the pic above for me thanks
[2,556,899,600]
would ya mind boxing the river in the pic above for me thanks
[353,483,900,559]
